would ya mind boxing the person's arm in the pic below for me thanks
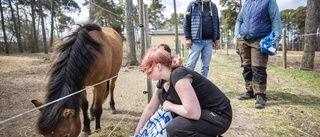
[234,8,243,38]
[163,77,201,120]
[268,0,282,43]
[213,3,220,41]
[212,3,220,48]
[183,3,192,40]
[134,87,161,134]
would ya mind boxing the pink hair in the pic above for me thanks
[141,48,182,76]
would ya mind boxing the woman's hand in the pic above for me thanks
[163,100,173,111]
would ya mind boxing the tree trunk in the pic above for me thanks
[173,0,180,55]
[291,38,296,51]
[89,0,94,22]
[31,0,39,53]
[316,25,320,51]
[22,10,28,50]
[298,38,301,51]
[15,3,23,52]
[0,0,9,54]
[39,0,48,54]
[8,0,23,53]
[50,0,55,50]
[125,0,139,66]
[300,0,319,71]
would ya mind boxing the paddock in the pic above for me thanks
[0,49,319,136]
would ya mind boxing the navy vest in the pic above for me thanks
[189,0,219,41]
[240,0,272,40]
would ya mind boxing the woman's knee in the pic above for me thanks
[166,120,175,136]
[166,117,192,136]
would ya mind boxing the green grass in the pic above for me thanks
[268,66,320,90]
[208,51,320,136]
[90,125,132,137]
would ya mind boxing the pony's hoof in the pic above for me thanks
[95,128,101,133]
[111,109,116,114]
[80,131,90,137]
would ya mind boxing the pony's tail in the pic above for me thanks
[37,22,102,135]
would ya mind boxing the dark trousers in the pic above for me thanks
[166,106,232,137]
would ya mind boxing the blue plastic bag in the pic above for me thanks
[259,31,277,56]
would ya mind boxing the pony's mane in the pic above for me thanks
[37,22,102,135]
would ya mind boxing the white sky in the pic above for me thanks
[74,0,307,22]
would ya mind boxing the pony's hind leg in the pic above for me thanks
[104,81,110,101]
[109,77,118,114]
[80,91,91,135]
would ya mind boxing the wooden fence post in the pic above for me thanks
[143,4,152,103]
[282,29,287,69]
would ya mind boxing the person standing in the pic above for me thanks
[183,0,220,78]
[234,0,282,109]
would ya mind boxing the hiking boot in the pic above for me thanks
[238,92,254,100]
[255,94,267,109]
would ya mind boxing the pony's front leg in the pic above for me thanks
[80,91,91,135]
[91,84,107,132]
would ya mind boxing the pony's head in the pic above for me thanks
[31,100,81,137]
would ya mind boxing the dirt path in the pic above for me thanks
[0,50,319,136]
[0,53,154,137]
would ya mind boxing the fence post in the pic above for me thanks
[282,29,287,69]
[143,4,152,103]
[139,0,145,61]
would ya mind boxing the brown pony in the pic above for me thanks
[31,22,122,137]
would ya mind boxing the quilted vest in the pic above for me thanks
[240,0,272,40]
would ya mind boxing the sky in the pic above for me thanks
[74,0,307,22]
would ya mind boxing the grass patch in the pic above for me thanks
[211,52,320,136]
[268,66,320,90]
[90,125,132,137]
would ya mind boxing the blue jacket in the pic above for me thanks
[183,0,220,42]
[234,0,282,42]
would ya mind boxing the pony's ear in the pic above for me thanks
[31,100,44,111]
[63,108,75,118]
